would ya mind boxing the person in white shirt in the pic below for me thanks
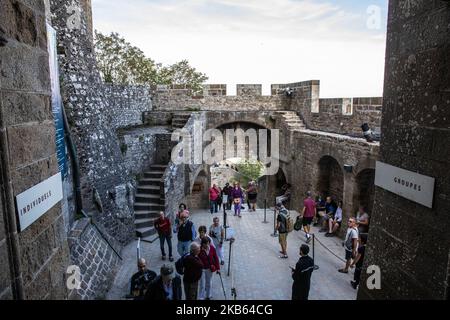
[338,217,359,274]
[326,201,343,237]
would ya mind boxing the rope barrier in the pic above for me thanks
[295,226,346,263]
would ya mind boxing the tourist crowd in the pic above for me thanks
[129,181,370,301]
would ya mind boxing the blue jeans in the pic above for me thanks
[159,234,173,257]
[210,200,218,214]
[177,240,191,257]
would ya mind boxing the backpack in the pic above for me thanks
[280,209,294,233]
[294,215,303,231]
[175,253,189,275]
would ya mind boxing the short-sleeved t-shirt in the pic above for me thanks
[325,202,336,215]
[344,227,358,252]
[210,225,224,247]
[277,212,288,234]
[303,198,316,218]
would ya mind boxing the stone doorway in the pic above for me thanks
[353,168,375,216]
[185,169,209,210]
[316,156,344,203]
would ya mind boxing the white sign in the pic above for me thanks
[15,172,63,231]
[375,161,435,208]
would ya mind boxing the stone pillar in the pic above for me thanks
[342,173,355,223]
[358,1,450,300]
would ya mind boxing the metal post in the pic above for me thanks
[227,239,233,276]
[223,205,228,240]
[313,234,319,270]
[262,199,268,223]
[271,206,278,237]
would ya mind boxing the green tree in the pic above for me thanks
[159,60,208,92]
[235,160,265,187]
[94,31,160,85]
[94,31,208,89]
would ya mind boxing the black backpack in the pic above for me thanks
[175,253,189,275]
[294,216,303,231]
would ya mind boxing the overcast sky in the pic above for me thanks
[91,0,388,97]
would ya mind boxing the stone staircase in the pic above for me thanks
[172,113,192,129]
[278,111,306,131]
[134,164,167,240]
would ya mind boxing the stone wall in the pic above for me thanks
[312,97,382,136]
[358,0,450,300]
[290,130,379,227]
[49,0,152,246]
[0,0,70,299]
[118,126,171,181]
[106,84,152,131]
[151,84,286,111]
[279,81,383,137]
[67,218,120,300]
[163,113,207,218]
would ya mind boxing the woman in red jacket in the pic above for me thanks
[198,237,220,300]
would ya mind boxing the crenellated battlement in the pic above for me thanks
[150,80,382,137]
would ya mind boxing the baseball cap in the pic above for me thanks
[161,264,174,276]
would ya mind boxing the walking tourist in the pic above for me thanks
[177,211,196,257]
[301,191,316,243]
[350,233,367,289]
[130,258,157,299]
[276,202,290,259]
[222,183,232,210]
[276,183,292,207]
[194,225,215,248]
[144,264,182,300]
[180,242,203,300]
[247,181,258,211]
[174,203,188,232]
[326,200,343,237]
[209,217,225,265]
[154,211,173,261]
[292,244,314,300]
[339,217,359,274]
[314,195,326,226]
[209,184,220,214]
[198,237,220,300]
[232,182,244,217]
[217,187,223,210]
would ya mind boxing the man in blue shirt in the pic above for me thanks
[319,196,336,232]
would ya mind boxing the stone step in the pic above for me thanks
[135,210,161,219]
[135,197,164,204]
[149,164,168,170]
[135,217,158,229]
[136,185,161,195]
[135,193,163,200]
[138,178,163,186]
[143,171,165,178]
[134,203,165,211]
[136,226,157,238]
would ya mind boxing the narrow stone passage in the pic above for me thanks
[107,208,357,300]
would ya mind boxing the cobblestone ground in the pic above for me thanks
[107,208,357,300]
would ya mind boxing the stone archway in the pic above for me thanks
[353,168,375,216]
[258,166,289,208]
[316,156,344,202]
[185,169,209,209]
